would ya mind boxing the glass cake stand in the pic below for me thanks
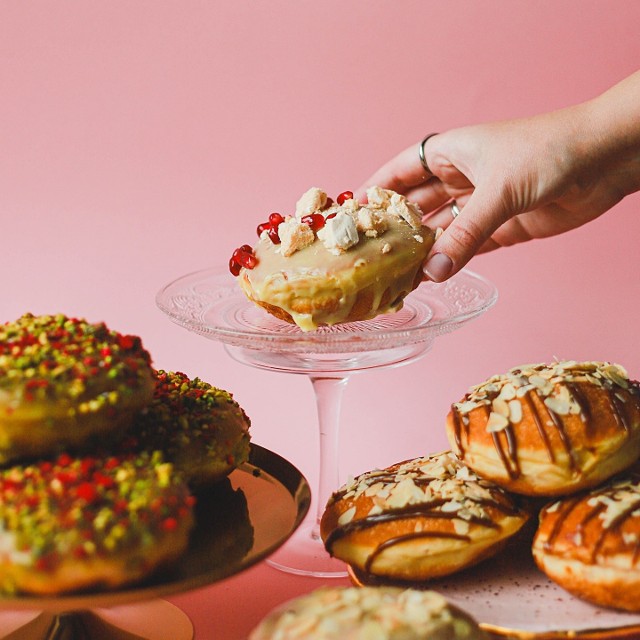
[157,266,498,578]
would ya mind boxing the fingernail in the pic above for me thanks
[423,253,453,282]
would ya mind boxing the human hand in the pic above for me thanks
[356,75,640,281]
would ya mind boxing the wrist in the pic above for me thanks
[579,74,640,196]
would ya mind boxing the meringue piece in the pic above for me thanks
[278,217,315,257]
[317,211,359,255]
[390,193,423,230]
[356,207,388,237]
[295,187,327,217]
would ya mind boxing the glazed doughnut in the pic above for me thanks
[249,586,487,640]
[533,466,640,611]
[0,313,155,463]
[231,187,435,331]
[320,451,531,582]
[0,450,194,595]
[446,361,640,497]
[127,370,251,487]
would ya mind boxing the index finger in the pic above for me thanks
[355,143,432,201]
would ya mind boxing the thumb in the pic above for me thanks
[422,189,510,282]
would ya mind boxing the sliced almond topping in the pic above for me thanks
[544,396,571,415]
[499,383,517,401]
[508,399,523,423]
[492,397,510,417]
[338,506,357,526]
[486,411,509,432]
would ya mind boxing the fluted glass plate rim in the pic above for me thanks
[156,266,498,353]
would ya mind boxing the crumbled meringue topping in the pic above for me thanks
[271,186,426,258]
[317,211,359,255]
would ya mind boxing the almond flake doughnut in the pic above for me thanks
[320,451,531,582]
[446,361,640,497]
[0,313,155,463]
[0,450,194,595]
[232,187,435,331]
[127,370,251,487]
[533,466,640,611]
[249,586,487,640]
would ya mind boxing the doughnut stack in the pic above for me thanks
[321,360,640,613]
[0,313,251,595]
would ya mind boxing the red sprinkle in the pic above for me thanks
[118,335,136,350]
[162,517,178,531]
[57,453,73,467]
[76,482,98,503]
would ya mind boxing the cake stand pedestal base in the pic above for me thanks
[0,600,192,640]
[266,522,347,578]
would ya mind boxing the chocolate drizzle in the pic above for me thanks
[542,477,640,566]
[323,454,527,573]
[364,531,470,574]
[450,363,640,482]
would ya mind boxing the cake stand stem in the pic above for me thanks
[266,374,349,578]
[312,375,348,540]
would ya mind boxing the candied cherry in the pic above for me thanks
[336,190,354,205]
[237,251,257,269]
[301,213,325,232]
[229,258,241,276]
[256,212,284,243]
[267,227,281,244]
[269,212,284,227]
[256,222,271,237]
[229,244,258,275]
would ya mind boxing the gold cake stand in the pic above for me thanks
[0,445,310,639]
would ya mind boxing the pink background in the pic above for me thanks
[2,2,640,638]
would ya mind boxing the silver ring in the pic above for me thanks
[418,133,439,174]
[451,201,461,219]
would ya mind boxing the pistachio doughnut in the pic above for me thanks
[446,361,640,497]
[320,451,531,582]
[249,586,487,640]
[231,187,435,331]
[533,466,640,611]
[0,313,155,463]
[0,450,194,595]
[127,370,251,487]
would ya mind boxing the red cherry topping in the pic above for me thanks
[237,251,257,269]
[326,212,337,220]
[301,213,326,232]
[229,244,258,275]
[337,190,354,205]
[267,227,281,244]
[229,257,241,276]
[323,197,334,209]
[269,212,284,227]
[257,222,270,237]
